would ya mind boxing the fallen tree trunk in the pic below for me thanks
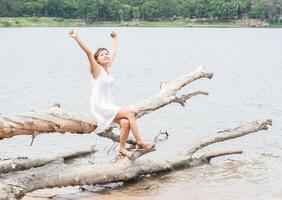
[0,65,212,142]
[0,119,272,200]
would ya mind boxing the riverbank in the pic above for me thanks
[0,17,281,28]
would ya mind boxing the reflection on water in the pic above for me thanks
[1,27,282,200]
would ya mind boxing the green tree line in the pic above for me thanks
[0,0,281,23]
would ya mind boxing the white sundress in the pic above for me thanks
[90,67,121,134]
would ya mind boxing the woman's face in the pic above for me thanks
[97,50,110,65]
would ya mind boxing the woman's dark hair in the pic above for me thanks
[94,48,109,62]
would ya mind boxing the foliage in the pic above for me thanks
[0,0,281,23]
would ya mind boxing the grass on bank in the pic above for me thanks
[0,17,281,28]
[93,20,251,28]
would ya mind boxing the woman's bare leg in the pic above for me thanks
[114,107,142,143]
[127,113,143,143]
[119,119,130,151]
[114,107,154,149]
[116,118,132,156]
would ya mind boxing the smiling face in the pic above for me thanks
[94,48,110,66]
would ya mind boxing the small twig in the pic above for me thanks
[106,143,119,155]
[153,129,169,143]
[30,131,38,146]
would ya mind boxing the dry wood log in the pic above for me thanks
[0,65,212,143]
[0,119,272,200]
[0,146,96,174]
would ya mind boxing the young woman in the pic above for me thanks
[69,29,155,158]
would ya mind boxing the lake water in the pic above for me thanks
[0,27,282,200]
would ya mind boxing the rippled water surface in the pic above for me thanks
[0,27,281,200]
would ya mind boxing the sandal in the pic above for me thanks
[119,150,133,159]
[136,142,155,150]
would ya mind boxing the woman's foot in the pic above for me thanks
[119,148,133,159]
[136,141,155,150]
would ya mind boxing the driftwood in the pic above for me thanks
[0,119,272,200]
[0,147,96,175]
[0,66,273,200]
[0,65,212,143]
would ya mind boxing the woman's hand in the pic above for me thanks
[69,29,78,39]
[110,31,117,39]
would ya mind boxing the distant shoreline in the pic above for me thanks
[0,17,281,28]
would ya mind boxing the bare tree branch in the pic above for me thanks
[199,150,243,163]
[0,147,96,174]
[184,119,272,157]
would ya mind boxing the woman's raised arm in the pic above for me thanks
[69,29,100,78]
[106,31,117,68]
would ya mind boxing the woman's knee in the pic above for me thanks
[130,107,138,115]
[120,118,130,128]
[118,107,137,119]
[125,107,137,118]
